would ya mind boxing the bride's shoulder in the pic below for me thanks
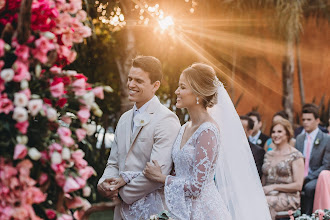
[197,121,220,136]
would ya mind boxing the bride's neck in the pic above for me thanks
[187,105,208,126]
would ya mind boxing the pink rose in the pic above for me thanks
[74,176,86,188]
[14,144,28,160]
[50,66,62,74]
[50,82,64,98]
[15,121,29,134]
[38,173,49,185]
[78,166,95,180]
[28,99,43,116]
[60,115,71,124]
[51,163,65,174]
[71,149,85,160]
[58,214,73,220]
[77,108,90,123]
[63,177,80,193]
[76,10,87,21]
[66,196,84,209]
[32,49,48,63]
[15,44,29,61]
[57,127,74,146]
[0,95,14,114]
[0,39,5,57]
[61,29,74,46]
[92,86,104,99]
[35,36,54,53]
[55,173,66,187]
[75,128,86,142]
[12,60,31,82]
[45,209,57,219]
[72,78,86,96]
[49,143,63,152]
[20,88,31,99]
[30,187,47,203]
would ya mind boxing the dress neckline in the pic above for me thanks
[178,121,218,150]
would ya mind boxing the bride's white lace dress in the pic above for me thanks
[165,122,231,220]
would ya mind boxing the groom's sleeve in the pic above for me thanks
[119,114,180,205]
[98,125,120,184]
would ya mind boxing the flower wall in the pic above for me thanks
[0,0,107,219]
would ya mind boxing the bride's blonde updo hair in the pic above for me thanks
[182,63,219,108]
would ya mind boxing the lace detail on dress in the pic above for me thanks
[165,122,231,220]
[120,171,164,220]
[121,190,164,220]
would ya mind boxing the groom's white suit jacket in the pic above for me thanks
[99,96,181,220]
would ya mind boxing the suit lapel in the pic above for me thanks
[126,97,160,155]
[297,133,306,154]
[310,130,323,163]
[125,110,133,153]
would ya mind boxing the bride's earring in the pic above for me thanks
[196,97,199,104]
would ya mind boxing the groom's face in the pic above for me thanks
[127,67,160,108]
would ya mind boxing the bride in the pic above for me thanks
[143,63,271,220]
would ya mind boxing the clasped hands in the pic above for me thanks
[97,177,126,200]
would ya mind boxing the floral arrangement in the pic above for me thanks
[0,0,110,219]
[288,209,330,220]
[149,210,173,220]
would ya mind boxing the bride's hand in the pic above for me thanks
[143,160,166,184]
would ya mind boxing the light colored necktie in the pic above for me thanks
[304,134,312,177]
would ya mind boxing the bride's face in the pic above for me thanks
[175,74,197,109]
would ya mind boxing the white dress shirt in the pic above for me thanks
[249,130,261,145]
[132,96,156,134]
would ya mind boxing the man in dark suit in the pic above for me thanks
[247,111,270,149]
[240,115,265,179]
[295,105,330,215]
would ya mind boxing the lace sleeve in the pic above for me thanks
[165,128,219,219]
[119,171,141,183]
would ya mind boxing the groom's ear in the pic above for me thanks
[152,80,161,93]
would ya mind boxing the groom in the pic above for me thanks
[97,56,180,220]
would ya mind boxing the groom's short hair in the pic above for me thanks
[132,56,163,83]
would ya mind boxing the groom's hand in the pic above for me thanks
[97,178,119,199]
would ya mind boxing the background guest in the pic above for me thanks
[240,115,265,179]
[262,119,304,220]
[294,104,328,138]
[247,111,270,148]
[265,110,296,152]
[295,105,330,215]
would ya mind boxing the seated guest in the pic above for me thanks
[265,110,296,152]
[240,115,265,179]
[262,119,304,220]
[295,105,330,215]
[294,104,328,138]
[247,111,270,148]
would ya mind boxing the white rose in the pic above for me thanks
[28,99,43,116]
[92,103,103,117]
[82,92,95,107]
[20,80,29,89]
[82,123,97,136]
[14,93,28,107]
[28,147,41,160]
[93,108,103,117]
[103,85,113,93]
[35,64,42,78]
[42,31,55,39]
[16,135,28,145]
[51,151,62,164]
[47,108,57,122]
[63,70,77,76]
[13,107,28,122]
[0,68,14,82]
[83,186,91,197]
[62,147,71,160]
